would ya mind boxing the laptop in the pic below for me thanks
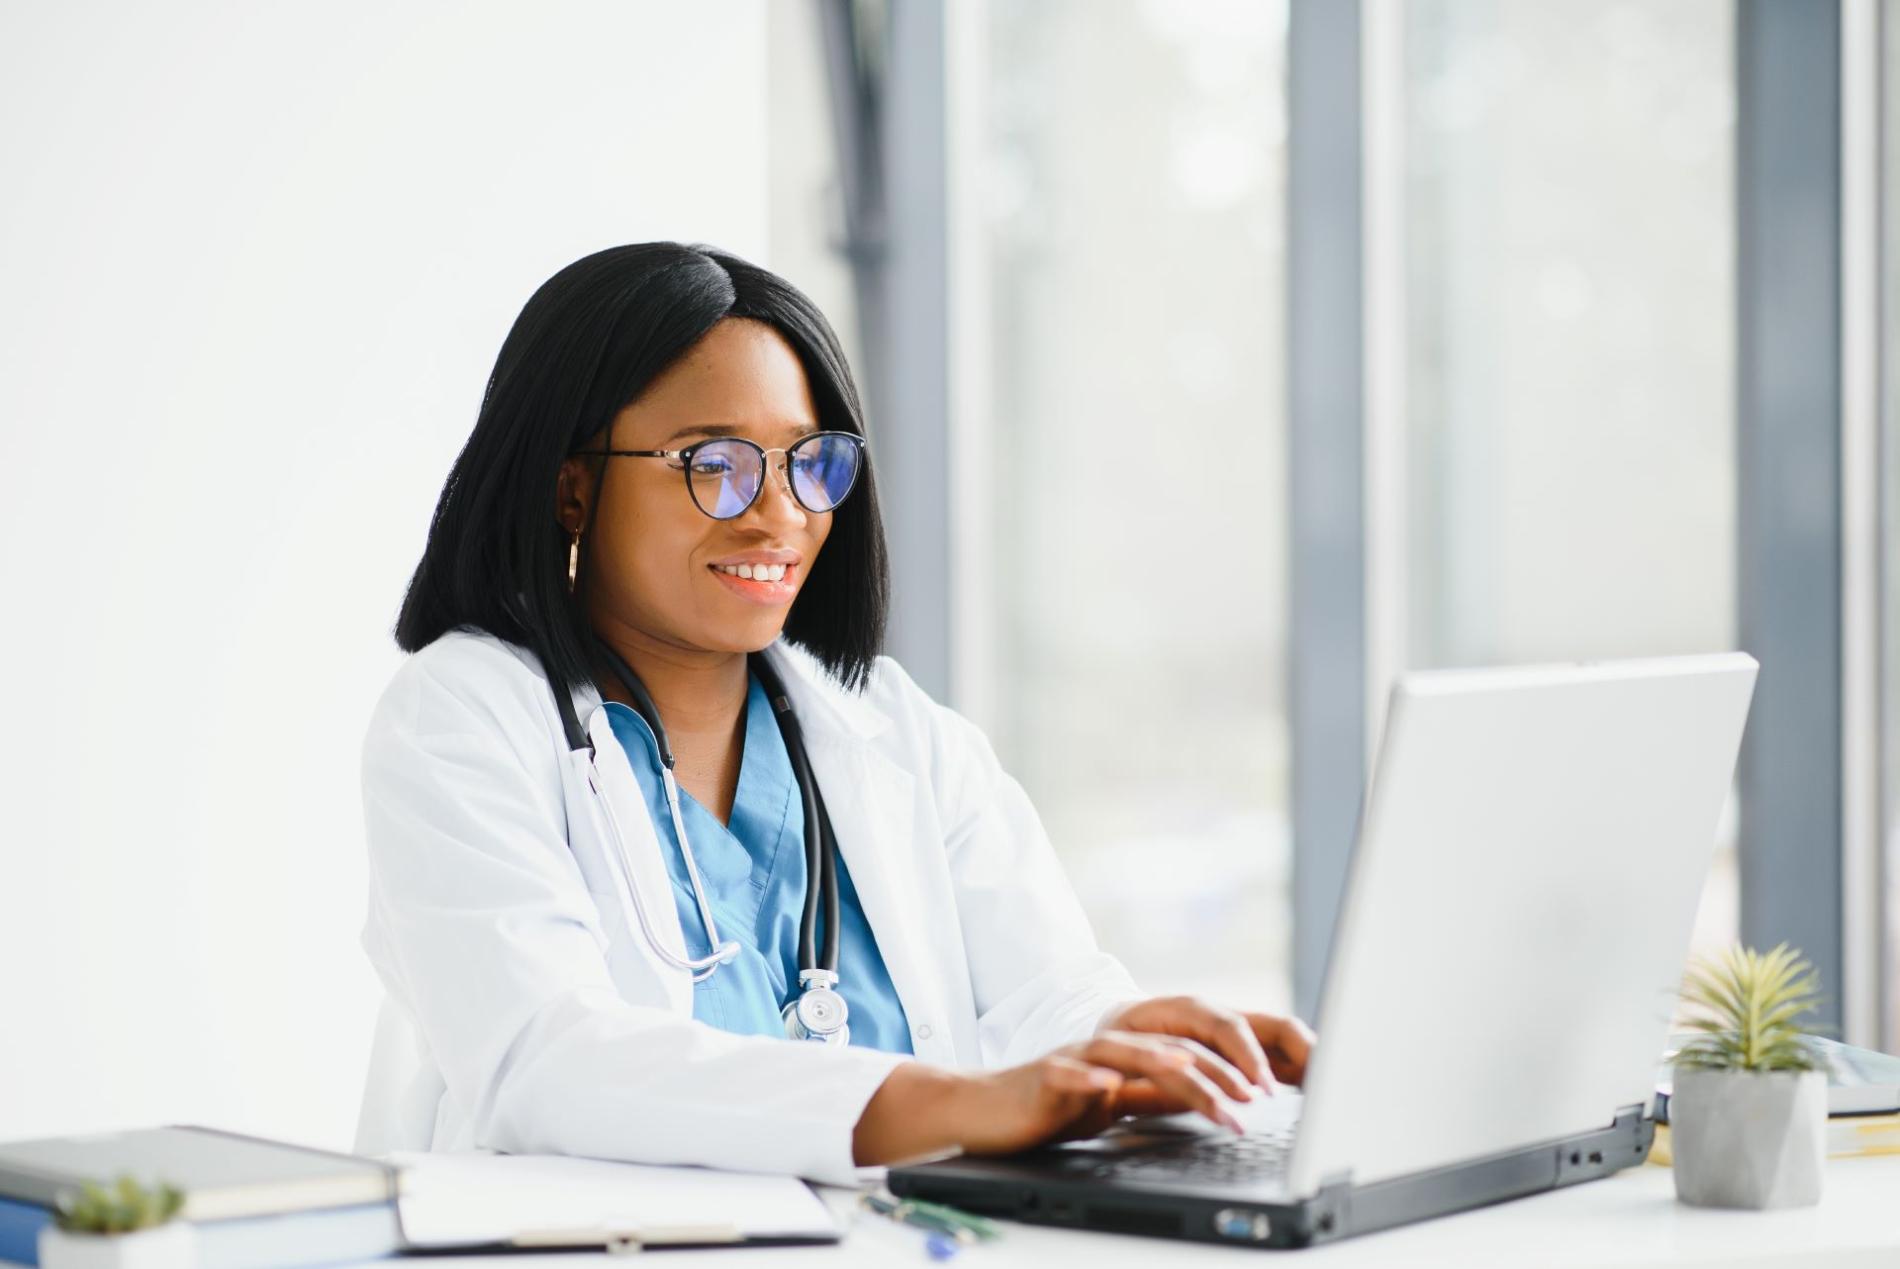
[890,653,1759,1249]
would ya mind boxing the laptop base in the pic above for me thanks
[888,1107,1652,1250]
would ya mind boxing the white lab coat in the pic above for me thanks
[354,629,1142,1184]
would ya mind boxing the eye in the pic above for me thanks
[690,455,736,477]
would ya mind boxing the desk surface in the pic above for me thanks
[388,1155,1900,1268]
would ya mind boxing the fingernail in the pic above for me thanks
[1222,1110,1246,1135]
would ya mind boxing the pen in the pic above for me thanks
[861,1190,1002,1246]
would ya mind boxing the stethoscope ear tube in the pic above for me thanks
[554,669,591,754]
[597,643,676,769]
[812,767,842,972]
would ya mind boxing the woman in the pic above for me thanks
[357,242,1313,1183]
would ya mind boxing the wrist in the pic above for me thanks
[852,1061,970,1166]
[1094,996,1145,1034]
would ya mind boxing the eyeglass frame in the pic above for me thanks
[577,429,867,520]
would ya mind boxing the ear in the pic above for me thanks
[554,454,598,536]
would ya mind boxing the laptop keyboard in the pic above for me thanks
[1096,1123,1297,1186]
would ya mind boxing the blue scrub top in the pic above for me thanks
[605,674,914,1055]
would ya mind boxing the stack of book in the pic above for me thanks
[0,1125,402,1267]
[1648,1036,1900,1166]
[1648,1112,1900,1166]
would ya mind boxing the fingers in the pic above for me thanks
[1193,1006,1279,1095]
[1161,1036,1260,1104]
[1079,1033,1245,1133]
[1035,1057,1126,1144]
[1042,1053,1123,1096]
[1080,1027,1255,1103]
[1247,1013,1317,1085]
[1107,996,1281,1095]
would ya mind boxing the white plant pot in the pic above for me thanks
[1670,1067,1826,1209]
[37,1222,197,1269]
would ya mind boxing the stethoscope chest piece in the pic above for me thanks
[783,969,850,1045]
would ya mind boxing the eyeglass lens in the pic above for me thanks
[688,434,861,519]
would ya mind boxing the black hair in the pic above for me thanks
[393,242,890,700]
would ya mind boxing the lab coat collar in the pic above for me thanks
[558,637,890,750]
[759,638,891,744]
[571,636,926,1040]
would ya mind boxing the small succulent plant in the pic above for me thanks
[1670,942,1824,1073]
[52,1175,184,1234]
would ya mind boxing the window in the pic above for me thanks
[963,0,1294,1010]
[1881,1,1900,1050]
[767,0,862,375]
[1400,1,1739,960]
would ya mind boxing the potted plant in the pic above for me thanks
[1667,941,1827,1209]
[38,1175,195,1269]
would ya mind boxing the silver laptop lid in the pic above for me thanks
[1286,653,1758,1196]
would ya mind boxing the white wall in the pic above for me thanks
[0,1,768,1150]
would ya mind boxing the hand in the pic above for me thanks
[1096,995,1316,1096]
[851,1029,1260,1166]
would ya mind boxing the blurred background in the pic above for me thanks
[0,0,1894,1153]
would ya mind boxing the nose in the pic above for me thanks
[746,452,805,526]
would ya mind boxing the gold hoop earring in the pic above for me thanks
[567,530,581,591]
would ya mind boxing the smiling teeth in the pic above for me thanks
[718,563,787,581]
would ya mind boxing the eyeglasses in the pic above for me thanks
[580,430,865,520]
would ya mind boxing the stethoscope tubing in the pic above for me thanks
[757,658,841,974]
[553,639,841,985]
[579,745,739,980]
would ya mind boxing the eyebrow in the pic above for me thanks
[663,421,820,445]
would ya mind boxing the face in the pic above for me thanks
[556,318,835,659]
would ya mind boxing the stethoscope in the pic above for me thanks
[553,641,851,1046]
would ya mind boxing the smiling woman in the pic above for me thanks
[394,244,889,708]
[357,242,1312,1183]
[557,321,853,720]
[562,330,866,658]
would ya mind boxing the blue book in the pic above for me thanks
[0,1195,401,1267]
[0,1125,401,1267]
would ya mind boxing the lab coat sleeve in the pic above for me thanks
[360,649,909,1185]
[887,662,1143,1068]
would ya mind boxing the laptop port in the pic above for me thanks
[1213,1208,1273,1242]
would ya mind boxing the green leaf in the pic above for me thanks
[51,1174,183,1233]
[1668,941,1825,1072]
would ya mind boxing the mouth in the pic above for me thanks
[707,561,799,607]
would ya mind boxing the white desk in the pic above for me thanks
[388,1155,1900,1267]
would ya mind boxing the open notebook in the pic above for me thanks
[390,1152,840,1251]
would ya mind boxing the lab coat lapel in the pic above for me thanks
[805,733,942,1048]
[581,705,695,1014]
